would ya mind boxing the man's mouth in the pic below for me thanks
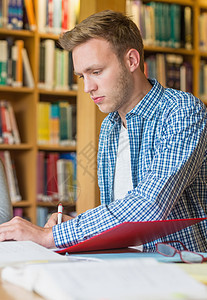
[91,96,104,104]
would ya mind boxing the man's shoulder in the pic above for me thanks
[164,88,204,108]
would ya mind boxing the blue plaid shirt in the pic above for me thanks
[53,79,207,252]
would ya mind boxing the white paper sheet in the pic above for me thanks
[0,241,67,266]
[2,258,207,300]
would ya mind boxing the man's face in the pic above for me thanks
[73,38,134,115]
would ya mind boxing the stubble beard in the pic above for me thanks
[97,65,134,114]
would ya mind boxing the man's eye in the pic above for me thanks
[93,71,101,75]
[78,75,84,79]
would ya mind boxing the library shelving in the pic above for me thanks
[0,0,206,225]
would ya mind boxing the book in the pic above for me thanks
[11,44,17,86]
[23,0,36,30]
[0,101,13,144]
[2,256,207,300]
[37,102,50,144]
[59,101,71,145]
[14,39,24,87]
[36,151,45,201]
[184,6,192,50]
[6,36,14,86]
[44,39,55,90]
[62,0,68,32]
[56,217,207,254]
[49,103,60,144]
[0,100,21,144]
[0,240,67,267]
[46,152,59,200]
[16,0,24,29]
[2,150,21,203]
[52,0,62,34]
[2,0,8,28]
[37,206,49,227]
[7,102,21,144]
[38,41,45,88]
[37,0,47,32]
[199,12,207,51]
[13,207,23,217]
[0,40,8,85]
[7,0,17,29]
[22,47,34,88]
[59,152,77,201]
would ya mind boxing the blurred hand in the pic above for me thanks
[0,216,55,248]
[44,213,73,228]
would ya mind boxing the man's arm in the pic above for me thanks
[52,100,207,248]
[0,217,55,248]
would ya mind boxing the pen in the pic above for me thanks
[58,203,63,224]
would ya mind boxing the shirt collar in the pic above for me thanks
[108,79,164,123]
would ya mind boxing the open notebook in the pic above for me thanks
[56,217,207,254]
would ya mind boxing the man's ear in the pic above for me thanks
[125,49,140,72]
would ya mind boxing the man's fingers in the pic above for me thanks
[44,213,58,228]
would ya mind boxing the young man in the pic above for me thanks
[0,10,206,252]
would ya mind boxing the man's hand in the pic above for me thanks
[44,213,73,228]
[0,217,55,248]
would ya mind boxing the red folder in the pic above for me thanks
[56,217,207,254]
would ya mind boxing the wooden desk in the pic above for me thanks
[0,271,43,300]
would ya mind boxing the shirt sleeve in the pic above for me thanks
[53,101,207,248]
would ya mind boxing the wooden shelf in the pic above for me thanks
[199,51,207,58]
[0,144,33,150]
[0,86,34,93]
[38,33,60,40]
[38,89,77,97]
[37,201,75,208]
[38,145,76,152]
[12,201,32,207]
[143,0,194,5]
[0,28,35,37]
[144,46,195,56]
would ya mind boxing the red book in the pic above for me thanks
[47,152,59,200]
[48,0,53,32]
[0,101,13,144]
[36,151,45,201]
[56,217,207,254]
[62,0,68,32]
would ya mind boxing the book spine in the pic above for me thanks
[52,0,62,34]
[2,0,8,28]
[37,102,50,144]
[14,40,24,87]
[184,6,192,50]
[49,103,60,145]
[23,0,36,30]
[11,44,17,85]
[22,47,34,88]
[7,101,21,144]
[37,0,46,33]
[3,150,19,203]
[44,39,55,90]
[38,41,45,88]
[0,40,8,86]
[62,0,68,32]
[46,152,59,200]
[6,36,14,86]
[16,0,24,29]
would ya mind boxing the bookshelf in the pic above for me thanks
[0,0,206,225]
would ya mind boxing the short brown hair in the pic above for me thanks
[59,10,144,72]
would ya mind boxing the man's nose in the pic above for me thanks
[84,77,97,93]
